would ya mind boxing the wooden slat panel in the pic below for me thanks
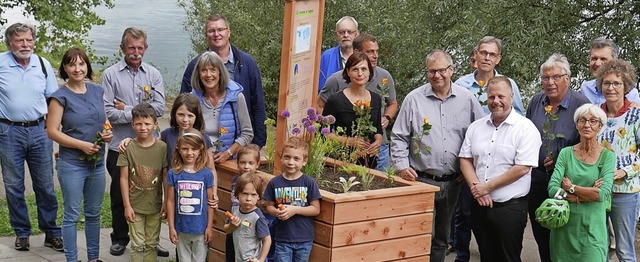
[329,234,431,262]
[391,255,430,261]
[329,213,432,247]
[213,209,227,231]
[207,228,227,251]
[314,220,334,247]
[331,193,434,224]
[315,196,336,224]
[207,247,225,262]
[218,189,231,211]
[308,243,332,262]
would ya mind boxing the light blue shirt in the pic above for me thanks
[454,70,525,115]
[579,79,640,105]
[101,59,165,150]
[223,45,236,81]
[0,52,57,121]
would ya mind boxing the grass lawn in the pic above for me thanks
[0,190,112,236]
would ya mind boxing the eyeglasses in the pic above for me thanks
[541,74,567,83]
[577,118,600,126]
[478,50,499,59]
[427,65,452,76]
[336,30,357,36]
[206,27,228,35]
[601,81,624,89]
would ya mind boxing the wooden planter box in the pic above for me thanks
[208,158,438,261]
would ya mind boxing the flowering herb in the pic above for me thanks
[475,80,487,106]
[139,85,155,102]
[212,126,228,153]
[542,105,564,160]
[411,117,432,156]
[378,77,390,108]
[79,122,112,170]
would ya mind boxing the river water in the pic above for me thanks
[2,0,193,93]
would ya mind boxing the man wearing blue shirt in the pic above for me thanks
[455,36,525,115]
[318,16,359,92]
[0,23,62,252]
[579,37,640,105]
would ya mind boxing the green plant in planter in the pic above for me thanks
[340,164,373,191]
[264,118,276,171]
[334,176,360,193]
[382,166,395,187]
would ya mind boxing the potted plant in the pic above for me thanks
[207,108,439,261]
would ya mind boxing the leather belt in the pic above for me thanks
[492,196,527,208]
[416,170,458,182]
[0,116,45,127]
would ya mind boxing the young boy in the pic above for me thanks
[225,173,272,262]
[263,137,321,262]
[117,103,168,262]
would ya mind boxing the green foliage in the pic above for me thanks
[334,176,360,193]
[264,118,277,171]
[180,0,640,114]
[0,191,112,237]
[340,164,373,191]
[0,0,114,66]
[382,166,396,187]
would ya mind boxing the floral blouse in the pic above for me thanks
[598,107,640,193]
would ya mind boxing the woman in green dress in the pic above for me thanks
[548,103,615,262]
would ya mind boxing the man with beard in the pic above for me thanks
[318,16,360,92]
[101,27,166,256]
[0,22,63,253]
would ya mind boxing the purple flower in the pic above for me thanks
[308,112,318,122]
[292,126,301,135]
[317,115,325,124]
[306,108,316,117]
[307,125,316,134]
[326,115,336,124]
[280,110,290,119]
[321,127,330,135]
[301,118,311,127]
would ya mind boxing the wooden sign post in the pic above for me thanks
[274,0,325,174]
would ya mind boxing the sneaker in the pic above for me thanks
[15,237,29,251]
[44,237,64,252]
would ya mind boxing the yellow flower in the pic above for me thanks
[103,122,112,131]
[219,126,228,135]
[632,163,640,172]
[478,80,485,87]
[382,78,388,85]
[423,117,430,125]
[143,85,151,92]
[363,100,371,109]
[544,105,553,114]
[629,143,637,154]
[601,140,614,151]
[616,127,627,138]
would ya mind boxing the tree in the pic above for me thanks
[1,0,114,65]
[180,0,640,118]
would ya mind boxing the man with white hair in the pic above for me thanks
[318,16,360,92]
[526,53,589,262]
[0,22,63,253]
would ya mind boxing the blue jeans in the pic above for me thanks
[275,241,313,262]
[57,159,105,262]
[375,143,390,171]
[608,192,640,262]
[0,121,60,237]
[416,175,461,262]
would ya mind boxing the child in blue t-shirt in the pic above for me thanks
[263,137,322,262]
[166,129,215,262]
[225,173,272,262]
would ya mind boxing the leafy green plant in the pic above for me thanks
[264,118,276,171]
[334,176,361,193]
[340,164,373,191]
[382,166,396,187]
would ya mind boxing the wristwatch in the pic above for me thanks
[569,185,576,194]
[226,149,233,157]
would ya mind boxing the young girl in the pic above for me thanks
[224,173,272,262]
[166,128,215,262]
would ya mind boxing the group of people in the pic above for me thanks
[1,11,639,262]
[317,16,639,262]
